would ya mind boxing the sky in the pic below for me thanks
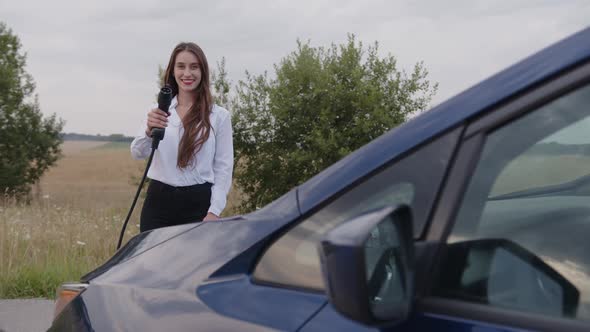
[1,0,589,136]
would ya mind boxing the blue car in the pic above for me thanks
[50,27,590,332]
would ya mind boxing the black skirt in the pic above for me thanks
[140,179,212,232]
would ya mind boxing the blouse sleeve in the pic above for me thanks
[130,106,154,160]
[208,111,234,216]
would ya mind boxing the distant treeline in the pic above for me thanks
[527,142,590,155]
[61,133,134,142]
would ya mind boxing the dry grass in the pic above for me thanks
[0,141,243,298]
[37,141,143,210]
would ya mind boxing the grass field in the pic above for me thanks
[0,141,242,299]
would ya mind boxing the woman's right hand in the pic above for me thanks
[145,108,169,137]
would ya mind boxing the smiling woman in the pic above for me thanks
[130,42,234,233]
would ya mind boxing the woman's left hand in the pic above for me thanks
[203,212,220,221]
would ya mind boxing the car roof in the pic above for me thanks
[297,26,590,214]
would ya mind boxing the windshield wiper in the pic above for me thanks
[489,172,590,201]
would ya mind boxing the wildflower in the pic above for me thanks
[76,241,86,246]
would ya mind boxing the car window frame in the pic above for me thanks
[418,60,590,332]
[250,126,463,293]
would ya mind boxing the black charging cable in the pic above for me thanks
[117,86,173,250]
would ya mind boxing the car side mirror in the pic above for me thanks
[318,205,414,326]
[438,238,580,316]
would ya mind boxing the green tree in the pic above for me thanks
[0,22,64,199]
[232,35,437,212]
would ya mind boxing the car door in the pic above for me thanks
[410,61,590,332]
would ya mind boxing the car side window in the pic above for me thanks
[253,130,458,291]
[435,84,590,322]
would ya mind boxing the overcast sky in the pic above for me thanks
[1,0,589,136]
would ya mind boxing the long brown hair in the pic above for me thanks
[163,42,213,169]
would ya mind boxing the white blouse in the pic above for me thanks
[130,97,234,216]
